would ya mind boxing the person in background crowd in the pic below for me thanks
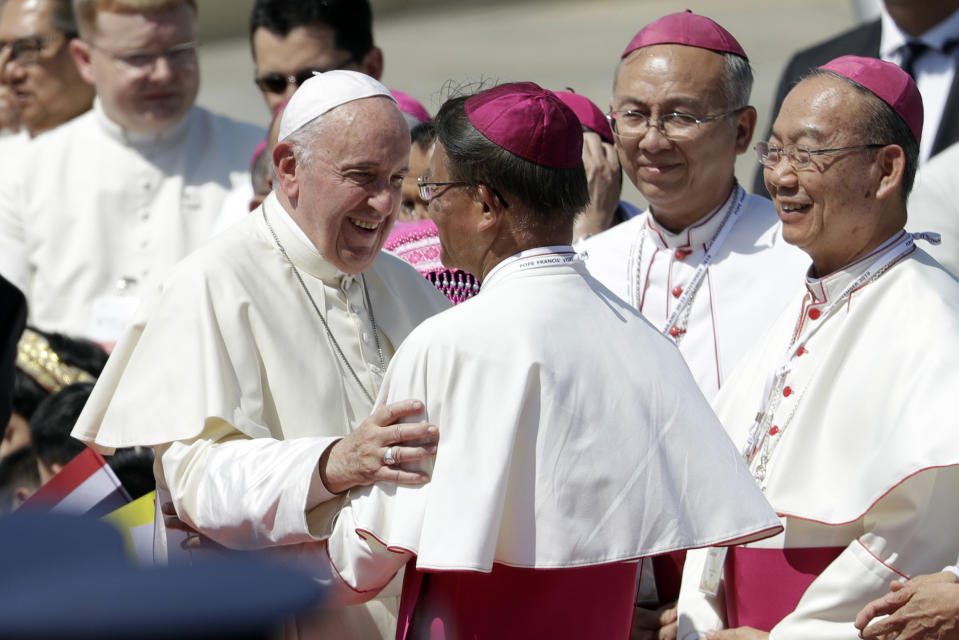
[0,0,93,138]
[5,328,105,459]
[0,0,264,347]
[250,0,383,112]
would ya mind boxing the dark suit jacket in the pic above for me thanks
[752,19,959,195]
[0,275,25,427]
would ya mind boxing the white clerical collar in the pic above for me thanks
[646,183,740,251]
[879,5,959,57]
[481,245,577,291]
[92,97,191,149]
[804,231,910,305]
[263,192,347,285]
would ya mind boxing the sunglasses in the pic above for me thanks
[253,57,357,94]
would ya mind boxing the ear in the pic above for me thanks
[69,39,95,86]
[272,140,300,200]
[474,184,505,233]
[360,46,384,81]
[733,106,758,155]
[874,144,906,201]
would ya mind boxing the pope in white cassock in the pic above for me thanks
[579,11,809,402]
[72,71,451,639]
[0,0,264,346]
[279,81,785,639]
[677,57,959,640]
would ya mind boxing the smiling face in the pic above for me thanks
[280,96,410,274]
[71,4,198,134]
[765,74,901,275]
[612,44,752,231]
[0,0,93,135]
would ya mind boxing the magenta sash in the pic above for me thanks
[397,560,637,639]
[724,545,844,631]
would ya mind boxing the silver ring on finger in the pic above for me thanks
[383,446,397,466]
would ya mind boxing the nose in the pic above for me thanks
[636,121,673,152]
[764,156,798,192]
[369,183,397,215]
[148,54,174,82]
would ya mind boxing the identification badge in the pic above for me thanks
[89,294,141,345]
[699,547,727,596]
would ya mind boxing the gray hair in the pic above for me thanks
[809,69,919,201]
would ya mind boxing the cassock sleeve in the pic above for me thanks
[159,419,346,550]
[679,466,959,640]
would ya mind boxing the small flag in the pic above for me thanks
[103,490,156,567]
[22,447,130,518]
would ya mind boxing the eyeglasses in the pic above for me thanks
[417,175,510,207]
[254,57,356,94]
[605,108,743,140]
[755,142,888,169]
[87,40,198,73]
[0,33,73,64]
[417,176,468,201]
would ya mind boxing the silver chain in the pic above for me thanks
[262,208,385,406]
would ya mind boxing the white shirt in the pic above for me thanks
[880,6,959,163]
[0,99,264,344]
[73,194,450,638]
[678,235,959,639]
[580,186,809,398]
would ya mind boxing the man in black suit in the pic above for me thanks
[753,0,959,195]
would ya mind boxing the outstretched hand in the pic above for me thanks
[320,399,438,494]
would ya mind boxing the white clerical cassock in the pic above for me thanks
[581,186,809,399]
[678,233,959,639]
[284,246,784,639]
[0,99,264,344]
[73,192,451,637]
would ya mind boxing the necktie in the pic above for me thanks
[899,40,929,80]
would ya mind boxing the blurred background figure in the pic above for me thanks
[0,0,94,138]
[0,445,39,513]
[250,0,383,112]
[0,0,264,348]
[6,328,104,459]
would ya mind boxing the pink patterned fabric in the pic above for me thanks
[384,219,478,304]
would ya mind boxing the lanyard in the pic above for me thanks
[741,232,917,466]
